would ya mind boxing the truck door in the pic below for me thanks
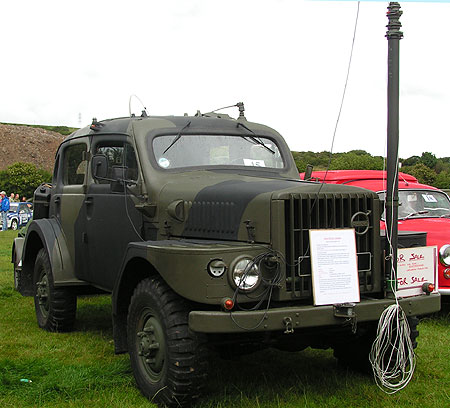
[50,140,89,279]
[82,137,141,290]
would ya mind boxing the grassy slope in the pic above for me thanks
[0,230,448,408]
[0,123,78,136]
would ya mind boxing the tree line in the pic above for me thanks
[292,150,450,189]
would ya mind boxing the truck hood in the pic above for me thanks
[158,174,376,243]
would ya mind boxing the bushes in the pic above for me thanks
[0,162,51,200]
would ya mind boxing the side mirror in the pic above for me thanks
[303,164,313,181]
[92,155,108,179]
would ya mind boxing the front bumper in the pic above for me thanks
[439,288,450,295]
[189,293,441,333]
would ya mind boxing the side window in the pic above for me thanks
[95,142,138,183]
[63,143,88,185]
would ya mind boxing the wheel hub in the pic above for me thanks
[137,316,165,376]
[37,275,49,307]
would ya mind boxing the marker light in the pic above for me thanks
[222,298,234,311]
[422,282,435,295]
[207,259,226,278]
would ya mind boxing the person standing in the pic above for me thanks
[1,191,10,231]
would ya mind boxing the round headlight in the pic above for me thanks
[439,244,450,266]
[231,258,260,292]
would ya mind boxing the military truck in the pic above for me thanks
[12,105,440,406]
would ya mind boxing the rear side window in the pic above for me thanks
[63,143,87,185]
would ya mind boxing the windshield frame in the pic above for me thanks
[377,188,450,220]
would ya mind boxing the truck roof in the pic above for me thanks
[65,113,278,142]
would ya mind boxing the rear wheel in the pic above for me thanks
[33,248,77,332]
[127,277,208,407]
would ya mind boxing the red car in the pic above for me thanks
[300,169,450,296]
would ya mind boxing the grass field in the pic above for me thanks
[0,230,448,408]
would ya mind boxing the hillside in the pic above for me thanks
[0,123,65,172]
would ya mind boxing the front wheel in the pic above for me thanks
[127,277,208,407]
[33,248,77,332]
[11,219,18,230]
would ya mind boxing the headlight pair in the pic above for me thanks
[207,256,261,292]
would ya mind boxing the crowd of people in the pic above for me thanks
[0,191,28,231]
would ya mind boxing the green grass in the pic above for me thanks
[0,230,449,407]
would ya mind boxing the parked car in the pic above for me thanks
[0,202,33,230]
[300,169,450,296]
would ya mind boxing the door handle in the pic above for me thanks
[54,197,60,204]
[84,197,94,205]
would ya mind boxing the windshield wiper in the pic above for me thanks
[440,213,450,218]
[401,210,429,220]
[163,121,191,154]
[236,122,275,155]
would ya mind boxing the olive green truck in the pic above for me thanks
[12,107,440,406]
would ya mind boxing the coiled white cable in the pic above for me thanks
[369,303,416,393]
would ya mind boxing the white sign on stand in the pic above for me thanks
[396,246,438,297]
[309,229,360,306]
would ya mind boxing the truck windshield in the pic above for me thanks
[152,134,284,170]
[378,190,450,219]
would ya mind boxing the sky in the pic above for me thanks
[1,0,449,159]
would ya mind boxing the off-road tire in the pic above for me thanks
[333,317,419,373]
[127,277,208,407]
[33,248,77,332]
[11,219,18,230]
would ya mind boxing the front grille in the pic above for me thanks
[284,192,379,298]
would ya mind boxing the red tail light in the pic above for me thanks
[422,282,435,294]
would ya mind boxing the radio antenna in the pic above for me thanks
[129,95,148,118]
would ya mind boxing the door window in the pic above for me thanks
[63,143,88,185]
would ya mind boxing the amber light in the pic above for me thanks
[422,282,435,294]
[222,298,234,311]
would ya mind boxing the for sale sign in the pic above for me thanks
[396,246,438,297]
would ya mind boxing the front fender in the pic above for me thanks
[111,239,269,354]
[113,239,269,310]
[22,219,87,288]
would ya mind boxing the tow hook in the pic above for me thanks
[333,303,357,334]
[283,317,294,334]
